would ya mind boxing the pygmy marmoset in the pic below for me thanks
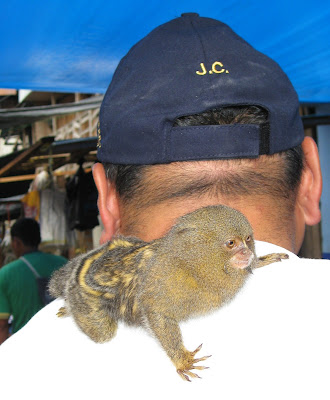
[49,205,288,381]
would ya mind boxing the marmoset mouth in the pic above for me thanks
[230,252,254,270]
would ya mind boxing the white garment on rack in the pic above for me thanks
[39,188,66,245]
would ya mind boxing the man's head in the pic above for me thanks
[10,218,41,257]
[93,13,322,253]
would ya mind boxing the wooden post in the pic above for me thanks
[51,94,57,136]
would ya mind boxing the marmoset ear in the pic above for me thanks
[297,137,322,226]
[92,163,121,244]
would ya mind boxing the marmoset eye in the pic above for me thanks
[225,240,236,249]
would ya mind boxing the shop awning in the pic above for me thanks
[0,1,329,103]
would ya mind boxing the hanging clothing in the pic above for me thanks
[39,188,67,245]
[21,190,40,220]
[65,166,99,231]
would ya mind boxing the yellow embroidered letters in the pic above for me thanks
[196,62,229,75]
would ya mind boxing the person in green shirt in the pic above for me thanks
[0,218,67,344]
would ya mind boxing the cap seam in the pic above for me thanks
[189,17,218,105]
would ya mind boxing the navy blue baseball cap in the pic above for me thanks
[97,13,304,164]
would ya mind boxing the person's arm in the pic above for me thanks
[0,317,10,344]
[0,270,11,345]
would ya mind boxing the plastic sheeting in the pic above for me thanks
[0,1,329,103]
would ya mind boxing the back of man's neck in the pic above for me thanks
[21,248,39,257]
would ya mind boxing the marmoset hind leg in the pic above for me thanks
[145,310,210,382]
[59,294,118,343]
[255,253,289,268]
[73,303,118,343]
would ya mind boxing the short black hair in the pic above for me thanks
[103,106,304,204]
[11,218,41,248]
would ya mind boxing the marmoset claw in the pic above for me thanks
[176,344,211,382]
[177,369,201,381]
[56,306,68,317]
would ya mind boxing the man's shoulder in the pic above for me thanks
[0,258,24,277]
[298,257,330,267]
[250,241,330,317]
[41,252,67,263]
[1,249,330,399]
[255,240,330,268]
[29,251,67,265]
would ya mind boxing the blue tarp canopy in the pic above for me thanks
[0,0,329,103]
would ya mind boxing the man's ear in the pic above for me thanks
[92,163,121,243]
[11,236,20,257]
[11,236,26,258]
[297,137,322,226]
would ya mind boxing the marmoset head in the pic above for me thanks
[164,205,257,273]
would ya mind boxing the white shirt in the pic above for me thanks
[1,241,329,400]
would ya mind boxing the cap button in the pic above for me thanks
[181,13,199,18]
